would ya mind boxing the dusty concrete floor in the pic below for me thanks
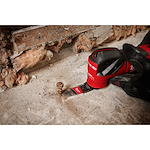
[0,30,150,125]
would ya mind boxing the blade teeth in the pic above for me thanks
[61,83,94,100]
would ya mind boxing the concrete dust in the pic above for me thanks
[0,30,150,125]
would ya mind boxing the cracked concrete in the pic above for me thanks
[0,30,150,125]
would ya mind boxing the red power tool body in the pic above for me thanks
[87,48,133,89]
[72,48,133,95]
[61,34,150,99]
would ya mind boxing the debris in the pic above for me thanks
[0,80,4,87]
[72,26,113,53]
[1,85,7,91]
[64,27,69,31]
[112,25,148,41]
[12,45,48,72]
[16,72,29,85]
[4,68,17,88]
[113,25,124,41]
[0,87,4,93]
[56,82,64,95]
[0,49,8,67]
[46,50,53,60]
[32,75,37,79]
[45,40,66,53]
[65,38,72,44]
[0,67,29,89]
[73,34,93,53]
[1,68,8,79]
[49,64,53,67]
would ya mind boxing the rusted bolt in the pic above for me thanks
[56,82,64,95]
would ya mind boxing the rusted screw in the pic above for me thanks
[56,82,64,95]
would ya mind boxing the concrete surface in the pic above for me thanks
[0,30,150,125]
